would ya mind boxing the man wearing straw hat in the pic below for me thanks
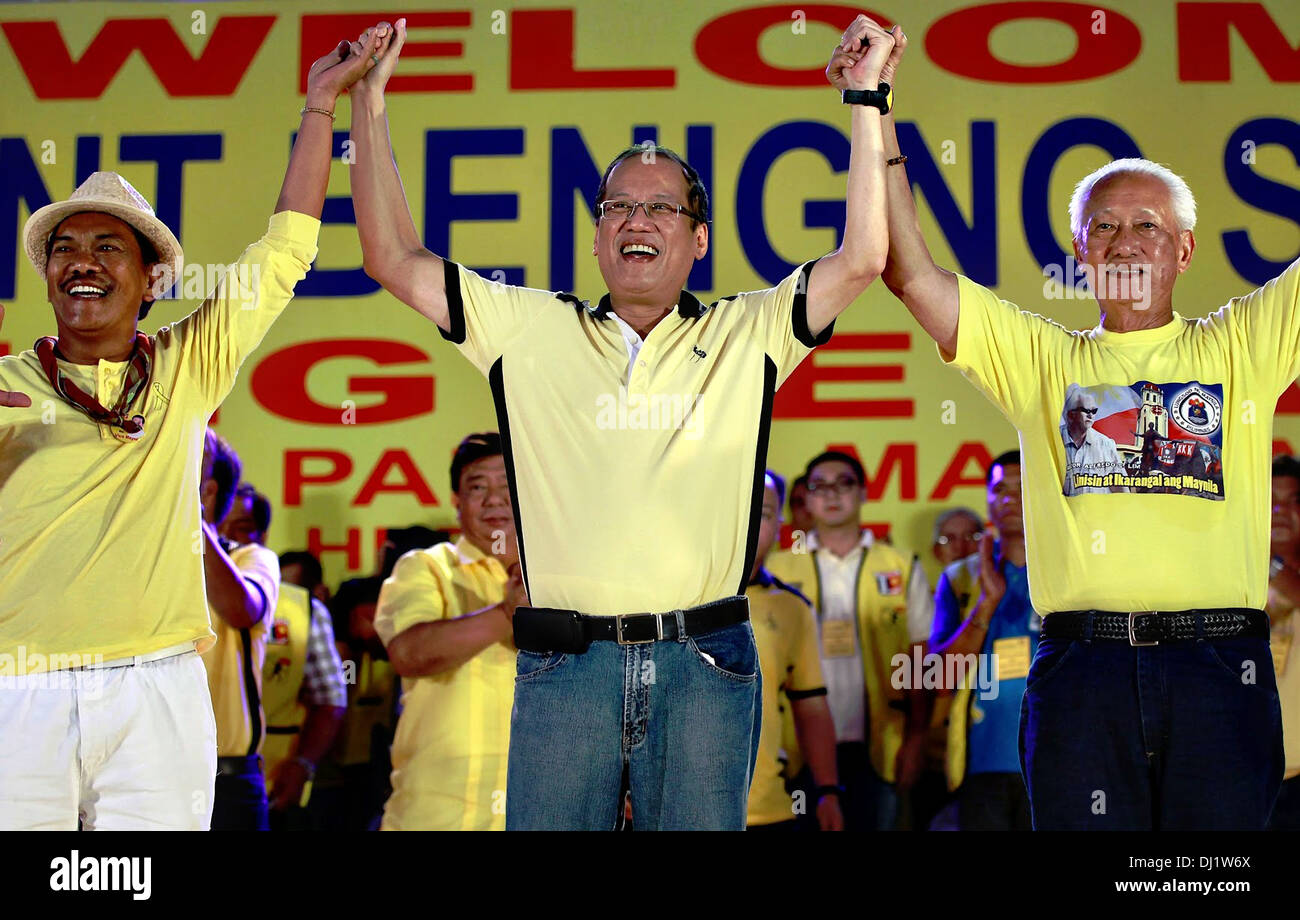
[0,31,387,831]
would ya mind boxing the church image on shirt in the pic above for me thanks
[1059,381,1224,500]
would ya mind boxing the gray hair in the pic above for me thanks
[1069,158,1197,242]
[932,507,982,544]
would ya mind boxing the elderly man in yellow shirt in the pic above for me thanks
[0,32,386,831]
[375,433,529,830]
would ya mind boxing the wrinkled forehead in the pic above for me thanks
[604,157,691,202]
[1082,173,1175,225]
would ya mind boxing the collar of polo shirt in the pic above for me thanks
[575,290,709,322]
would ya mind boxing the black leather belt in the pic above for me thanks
[514,596,749,654]
[1041,608,1269,646]
[217,754,263,776]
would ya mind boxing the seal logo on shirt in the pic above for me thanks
[1059,380,1224,500]
[875,571,903,595]
[270,618,290,645]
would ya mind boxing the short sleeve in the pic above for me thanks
[439,261,562,375]
[946,274,1067,425]
[374,549,448,646]
[1204,257,1300,398]
[905,555,935,644]
[786,599,827,695]
[169,211,320,411]
[301,598,348,709]
[734,259,831,388]
[233,543,280,629]
[929,566,964,647]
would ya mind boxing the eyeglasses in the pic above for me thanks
[806,477,860,496]
[936,531,984,546]
[598,199,701,224]
[1069,406,1100,416]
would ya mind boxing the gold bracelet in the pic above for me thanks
[300,106,335,121]
[887,155,908,166]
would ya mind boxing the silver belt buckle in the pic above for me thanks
[615,613,661,645]
[1128,611,1159,647]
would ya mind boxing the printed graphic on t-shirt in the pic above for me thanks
[1059,381,1224,500]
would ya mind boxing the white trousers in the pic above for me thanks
[0,650,217,830]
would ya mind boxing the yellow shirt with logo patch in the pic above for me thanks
[0,211,319,671]
[374,537,513,831]
[946,262,1300,613]
[200,542,280,757]
[745,574,826,826]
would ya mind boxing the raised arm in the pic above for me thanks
[276,36,380,218]
[348,19,451,332]
[871,29,961,359]
[805,16,895,338]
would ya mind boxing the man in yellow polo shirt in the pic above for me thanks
[1265,455,1300,829]
[746,471,842,831]
[0,34,382,831]
[198,431,280,831]
[874,21,1286,829]
[374,433,529,830]
[351,15,898,830]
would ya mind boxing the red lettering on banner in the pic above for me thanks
[308,526,361,571]
[285,449,353,505]
[1279,382,1300,414]
[0,342,9,357]
[929,441,994,500]
[1178,2,1300,82]
[695,4,882,87]
[773,333,912,419]
[300,12,472,93]
[510,9,674,89]
[1,16,274,99]
[251,339,434,425]
[1275,439,1295,457]
[353,450,439,506]
[927,2,1140,83]
[865,443,918,501]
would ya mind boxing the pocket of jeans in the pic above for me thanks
[515,649,567,683]
[1202,637,1275,691]
[1022,638,1079,695]
[686,624,758,682]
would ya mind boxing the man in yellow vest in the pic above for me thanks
[768,451,927,830]
[746,471,841,831]
[1265,455,1300,829]
[930,450,1037,830]
[374,433,529,830]
[199,431,280,831]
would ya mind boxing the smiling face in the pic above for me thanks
[593,157,708,308]
[1072,173,1194,319]
[44,212,158,339]
[453,454,515,558]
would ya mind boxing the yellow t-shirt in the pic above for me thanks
[374,537,512,831]
[200,542,280,757]
[946,261,1300,613]
[438,260,831,615]
[745,572,826,826]
[1266,589,1300,778]
[0,211,319,671]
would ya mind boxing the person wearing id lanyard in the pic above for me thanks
[929,451,1038,831]
[0,30,386,830]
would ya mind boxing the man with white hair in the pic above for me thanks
[866,22,1291,829]
[1061,385,1127,495]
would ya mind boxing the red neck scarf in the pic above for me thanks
[34,333,154,437]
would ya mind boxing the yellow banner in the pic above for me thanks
[3,0,1298,588]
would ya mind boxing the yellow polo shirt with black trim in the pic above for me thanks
[374,537,512,831]
[767,535,913,782]
[0,211,319,672]
[946,261,1300,613]
[745,569,826,826]
[438,259,831,615]
[200,542,279,757]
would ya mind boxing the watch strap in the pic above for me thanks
[841,83,892,114]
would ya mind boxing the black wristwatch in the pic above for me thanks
[814,783,843,801]
[842,83,892,114]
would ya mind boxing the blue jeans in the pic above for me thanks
[506,619,762,830]
[1019,635,1283,830]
